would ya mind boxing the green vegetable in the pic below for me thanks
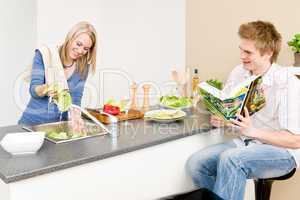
[45,83,72,112]
[54,90,72,112]
[71,133,81,139]
[47,131,68,140]
[199,79,223,97]
[160,96,192,108]
[46,130,86,140]
[206,79,223,90]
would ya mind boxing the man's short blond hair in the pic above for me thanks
[238,21,282,63]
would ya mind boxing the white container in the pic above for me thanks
[0,132,45,156]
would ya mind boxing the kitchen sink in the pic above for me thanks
[23,120,108,144]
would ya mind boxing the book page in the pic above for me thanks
[198,82,222,99]
[226,75,259,98]
[199,75,258,100]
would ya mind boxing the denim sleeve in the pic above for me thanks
[72,65,91,106]
[71,83,86,106]
[72,94,82,106]
[29,50,46,99]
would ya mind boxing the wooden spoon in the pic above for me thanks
[171,70,180,85]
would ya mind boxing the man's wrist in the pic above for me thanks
[249,127,261,139]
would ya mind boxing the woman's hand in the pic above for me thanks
[35,84,58,98]
[34,84,48,97]
[210,115,225,127]
[44,84,59,98]
[230,107,257,138]
[46,88,58,98]
[69,107,86,135]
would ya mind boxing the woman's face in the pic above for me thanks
[68,33,93,60]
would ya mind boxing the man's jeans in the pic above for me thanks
[186,140,296,200]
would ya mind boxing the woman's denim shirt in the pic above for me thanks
[18,50,89,125]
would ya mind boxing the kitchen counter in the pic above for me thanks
[0,107,247,200]
[0,107,212,184]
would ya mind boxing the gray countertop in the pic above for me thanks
[0,108,212,183]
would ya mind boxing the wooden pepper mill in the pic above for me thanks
[142,84,151,112]
[171,70,187,97]
[130,82,138,110]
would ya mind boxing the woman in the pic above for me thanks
[19,21,97,128]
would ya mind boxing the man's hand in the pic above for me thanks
[230,107,258,138]
[210,115,225,127]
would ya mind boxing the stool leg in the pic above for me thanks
[254,180,274,200]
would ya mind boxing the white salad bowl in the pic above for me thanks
[0,132,45,156]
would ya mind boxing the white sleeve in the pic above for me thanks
[278,74,300,134]
[223,65,247,94]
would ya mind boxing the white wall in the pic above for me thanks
[0,0,185,126]
[0,0,37,126]
[37,0,185,107]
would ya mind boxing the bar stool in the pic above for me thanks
[157,188,223,200]
[254,168,296,200]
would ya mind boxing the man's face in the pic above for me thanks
[239,39,271,73]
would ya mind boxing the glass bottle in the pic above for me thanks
[192,68,200,97]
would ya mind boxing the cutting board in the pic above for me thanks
[84,108,144,124]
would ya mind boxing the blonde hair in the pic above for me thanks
[59,21,97,77]
[238,20,282,63]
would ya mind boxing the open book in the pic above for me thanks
[198,75,265,121]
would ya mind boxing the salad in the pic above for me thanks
[159,96,192,109]
[147,109,186,120]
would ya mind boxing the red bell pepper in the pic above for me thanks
[103,104,120,115]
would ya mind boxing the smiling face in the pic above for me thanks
[239,39,272,75]
[67,33,92,61]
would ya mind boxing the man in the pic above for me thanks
[186,20,300,200]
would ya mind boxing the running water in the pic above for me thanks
[59,111,63,122]
[57,111,64,134]
[47,95,53,122]
[47,99,51,120]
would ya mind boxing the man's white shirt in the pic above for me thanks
[223,64,300,166]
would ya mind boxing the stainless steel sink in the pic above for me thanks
[23,120,108,144]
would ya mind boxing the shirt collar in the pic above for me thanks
[240,63,279,86]
[261,63,278,86]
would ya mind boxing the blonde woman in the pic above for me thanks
[19,21,97,127]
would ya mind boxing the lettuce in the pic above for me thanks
[47,131,68,140]
[55,90,72,112]
[46,83,72,112]
[160,96,192,108]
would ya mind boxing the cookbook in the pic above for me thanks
[198,75,265,121]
